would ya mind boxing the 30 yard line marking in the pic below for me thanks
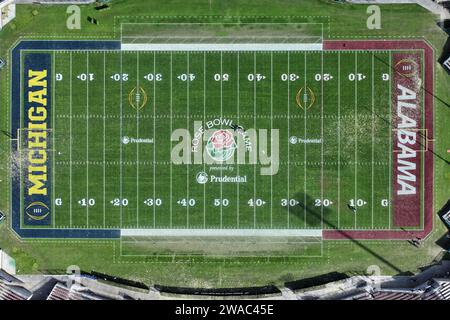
[153,52,156,228]
[86,52,90,227]
[287,51,290,228]
[69,52,73,227]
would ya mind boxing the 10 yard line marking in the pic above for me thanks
[86,52,90,227]
[354,52,358,229]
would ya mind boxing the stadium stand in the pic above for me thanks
[0,281,32,300]
[47,283,106,300]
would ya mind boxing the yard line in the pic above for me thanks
[236,52,240,228]
[287,51,290,228]
[186,52,190,228]
[86,52,90,227]
[303,53,307,228]
[153,52,156,228]
[120,50,123,228]
[337,52,341,229]
[203,52,206,228]
[320,51,324,230]
[170,52,173,228]
[354,52,358,229]
[253,52,257,228]
[270,52,273,228]
[52,52,56,228]
[388,53,392,229]
[220,51,223,228]
[136,51,140,227]
[371,53,375,228]
[69,52,73,228]
[103,52,106,228]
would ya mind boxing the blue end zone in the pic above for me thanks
[11,40,121,239]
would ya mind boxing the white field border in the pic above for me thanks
[121,43,323,51]
[120,228,322,237]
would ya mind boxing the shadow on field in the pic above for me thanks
[285,191,404,274]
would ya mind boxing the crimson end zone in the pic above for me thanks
[323,40,434,240]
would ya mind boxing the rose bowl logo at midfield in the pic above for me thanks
[206,129,237,162]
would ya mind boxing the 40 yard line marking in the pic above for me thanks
[253,52,257,228]
[303,52,307,228]
[187,52,190,228]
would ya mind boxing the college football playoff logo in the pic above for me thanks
[206,129,237,162]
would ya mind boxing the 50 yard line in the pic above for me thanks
[136,51,140,227]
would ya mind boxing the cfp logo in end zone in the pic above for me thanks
[395,58,419,78]
[23,53,52,225]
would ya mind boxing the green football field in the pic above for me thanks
[31,49,399,231]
